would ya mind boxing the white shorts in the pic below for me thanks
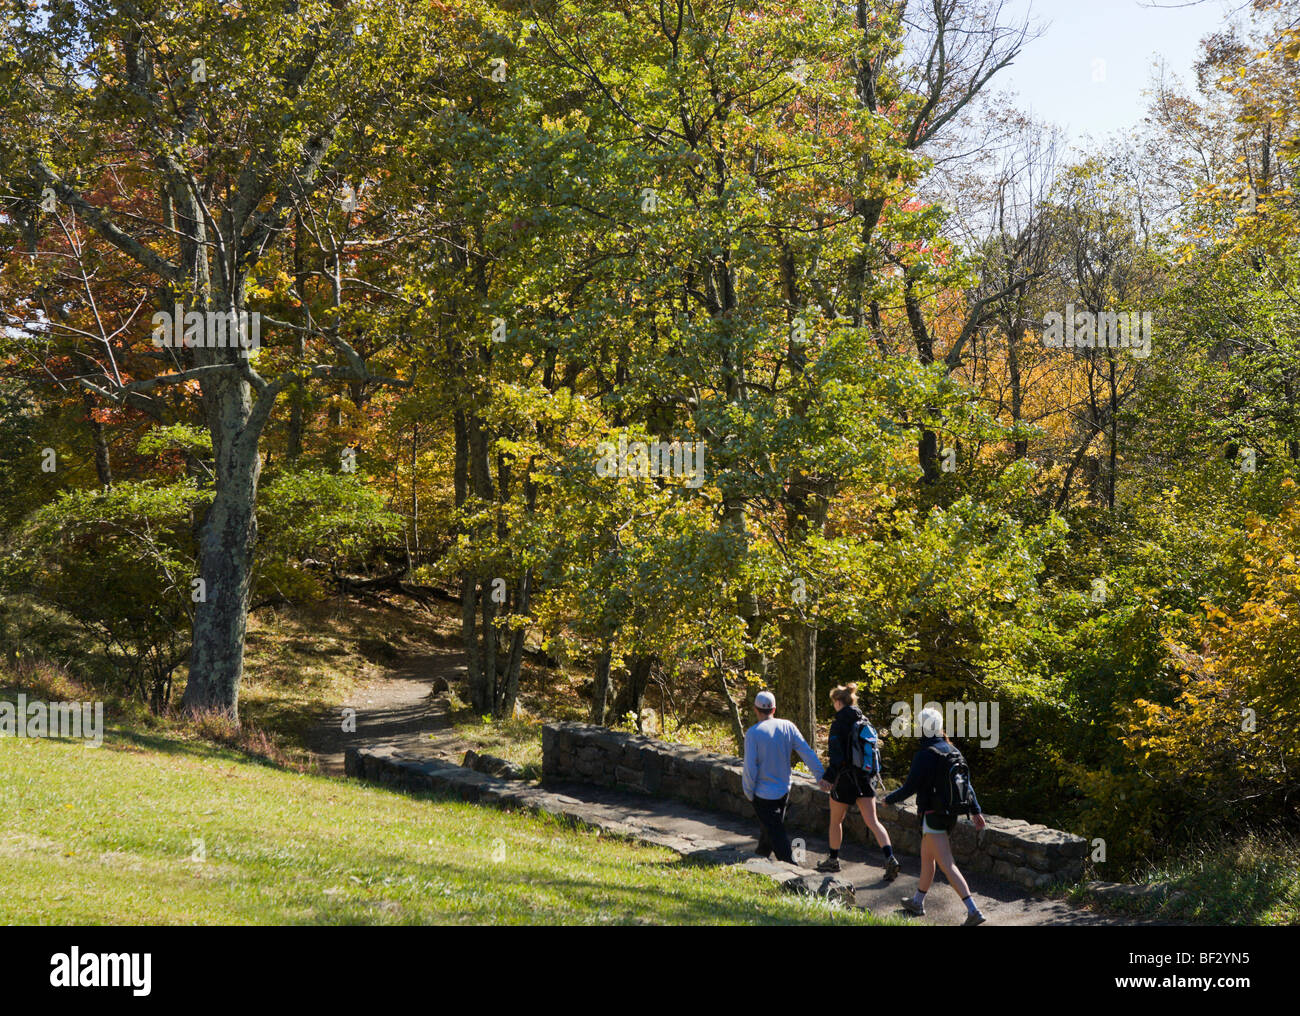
[922,815,949,835]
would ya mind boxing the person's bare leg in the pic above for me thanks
[918,834,937,892]
[902,833,937,915]
[858,796,900,879]
[931,833,972,899]
[932,831,985,923]
[828,799,849,851]
[856,796,891,849]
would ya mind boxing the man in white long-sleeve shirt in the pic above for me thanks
[742,690,824,864]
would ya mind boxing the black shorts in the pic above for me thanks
[829,768,876,804]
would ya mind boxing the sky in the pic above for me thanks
[991,0,1252,148]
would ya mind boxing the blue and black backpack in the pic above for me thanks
[850,716,881,778]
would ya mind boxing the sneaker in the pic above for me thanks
[884,855,901,881]
[815,857,841,873]
[900,896,926,917]
[963,910,987,926]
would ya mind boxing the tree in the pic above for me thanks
[0,1,451,718]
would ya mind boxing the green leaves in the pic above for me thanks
[258,469,403,572]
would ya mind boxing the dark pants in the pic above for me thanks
[752,793,792,863]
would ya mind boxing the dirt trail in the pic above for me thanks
[308,645,472,776]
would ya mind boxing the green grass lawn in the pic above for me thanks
[0,727,887,926]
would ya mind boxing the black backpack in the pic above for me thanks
[927,744,975,824]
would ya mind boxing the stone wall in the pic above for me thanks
[542,721,1086,889]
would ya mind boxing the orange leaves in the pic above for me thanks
[89,406,123,426]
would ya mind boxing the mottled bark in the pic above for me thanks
[181,362,260,717]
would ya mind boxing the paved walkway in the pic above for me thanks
[541,781,1126,926]
[314,639,1139,926]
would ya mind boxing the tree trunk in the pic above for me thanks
[409,421,419,571]
[478,582,498,713]
[774,616,818,749]
[460,573,481,698]
[181,400,260,719]
[905,278,943,483]
[1107,354,1118,510]
[612,654,654,730]
[716,659,746,752]
[287,213,309,462]
[452,408,484,703]
[82,390,113,487]
[590,642,614,725]
[497,568,532,718]
[465,410,497,713]
[1008,321,1028,460]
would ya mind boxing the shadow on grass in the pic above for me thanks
[246,823,864,927]
[102,725,296,771]
[0,677,318,773]
[310,781,885,926]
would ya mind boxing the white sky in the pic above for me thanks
[992,0,1251,148]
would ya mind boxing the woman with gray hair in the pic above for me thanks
[883,706,988,925]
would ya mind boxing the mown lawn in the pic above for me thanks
[0,728,886,926]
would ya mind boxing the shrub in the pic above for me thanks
[4,480,203,709]
[256,470,404,592]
